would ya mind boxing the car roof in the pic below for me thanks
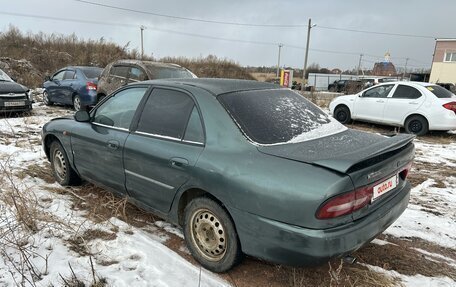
[375,81,435,87]
[112,59,183,69]
[134,78,282,96]
[65,66,102,70]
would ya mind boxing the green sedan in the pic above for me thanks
[42,78,414,272]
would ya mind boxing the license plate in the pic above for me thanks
[372,174,398,202]
[4,101,25,107]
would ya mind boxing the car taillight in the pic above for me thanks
[316,162,412,219]
[86,82,97,91]
[399,163,412,180]
[316,186,373,219]
[443,102,456,113]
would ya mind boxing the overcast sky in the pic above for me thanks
[0,0,454,70]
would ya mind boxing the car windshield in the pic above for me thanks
[81,67,103,79]
[426,85,456,99]
[0,69,13,82]
[219,89,347,145]
[148,66,196,79]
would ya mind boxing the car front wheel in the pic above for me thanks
[334,105,352,124]
[183,197,243,273]
[43,91,53,106]
[405,115,428,136]
[50,141,81,186]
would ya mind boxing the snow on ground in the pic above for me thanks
[0,102,229,286]
[0,100,455,286]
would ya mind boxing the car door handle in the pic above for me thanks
[408,102,419,105]
[107,140,119,150]
[376,100,385,103]
[170,157,189,168]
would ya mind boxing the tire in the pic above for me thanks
[43,90,53,106]
[405,115,429,136]
[50,141,81,186]
[73,95,82,111]
[334,105,352,124]
[183,197,243,272]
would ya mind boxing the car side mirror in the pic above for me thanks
[74,110,90,122]
[44,75,51,81]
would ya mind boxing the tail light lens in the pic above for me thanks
[86,82,97,91]
[316,163,412,219]
[443,102,456,113]
[316,186,373,219]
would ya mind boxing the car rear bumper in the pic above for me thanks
[229,181,410,266]
[79,90,98,106]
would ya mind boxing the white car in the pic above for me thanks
[329,81,456,135]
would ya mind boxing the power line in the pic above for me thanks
[72,0,439,39]
[0,10,432,67]
[316,25,435,39]
[73,0,307,28]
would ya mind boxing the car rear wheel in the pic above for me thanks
[405,115,428,136]
[50,141,81,186]
[183,197,243,272]
[43,91,53,106]
[73,95,81,111]
[334,105,352,124]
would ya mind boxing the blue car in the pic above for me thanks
[43,66,103,111]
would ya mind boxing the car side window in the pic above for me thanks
[111,65,129,78]
[183,106,205,144]
[52,71,65,81]
[136,88,195,140]
[363,84,394,98]
[391,85,422,99]
[129,67,148,81]
[92,87,147,129]
[63,70,76,80]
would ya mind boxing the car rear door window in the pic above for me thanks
[136,88,195,139]
[129,67,148,81]
[93,87,147,129]
[183,106,205,144]
[363,84,394,98]
[391,85,422,99]
[63,70,76,80]
[111,65,129,78]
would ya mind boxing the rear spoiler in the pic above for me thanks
[257,130,415,174]
[312,133,415,173]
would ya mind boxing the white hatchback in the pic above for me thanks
[329,81,456,135]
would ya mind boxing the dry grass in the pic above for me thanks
[161,55,255,80]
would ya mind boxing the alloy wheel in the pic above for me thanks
[73,96,81,111]
[409,120,422,134]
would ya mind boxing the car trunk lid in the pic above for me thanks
[257,129,415,220]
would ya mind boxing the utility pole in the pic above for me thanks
[301,18,316,91]
[357,54,363,76]
[402,58,409,80]
[276,43,283,78]
[140,25,146,60]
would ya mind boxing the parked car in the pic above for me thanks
[329,81,456,135]
[42,79,414,272]
[43,66,103,111]
[96,60,196,101]
[328,79,362,93]
[0,68,32,113]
